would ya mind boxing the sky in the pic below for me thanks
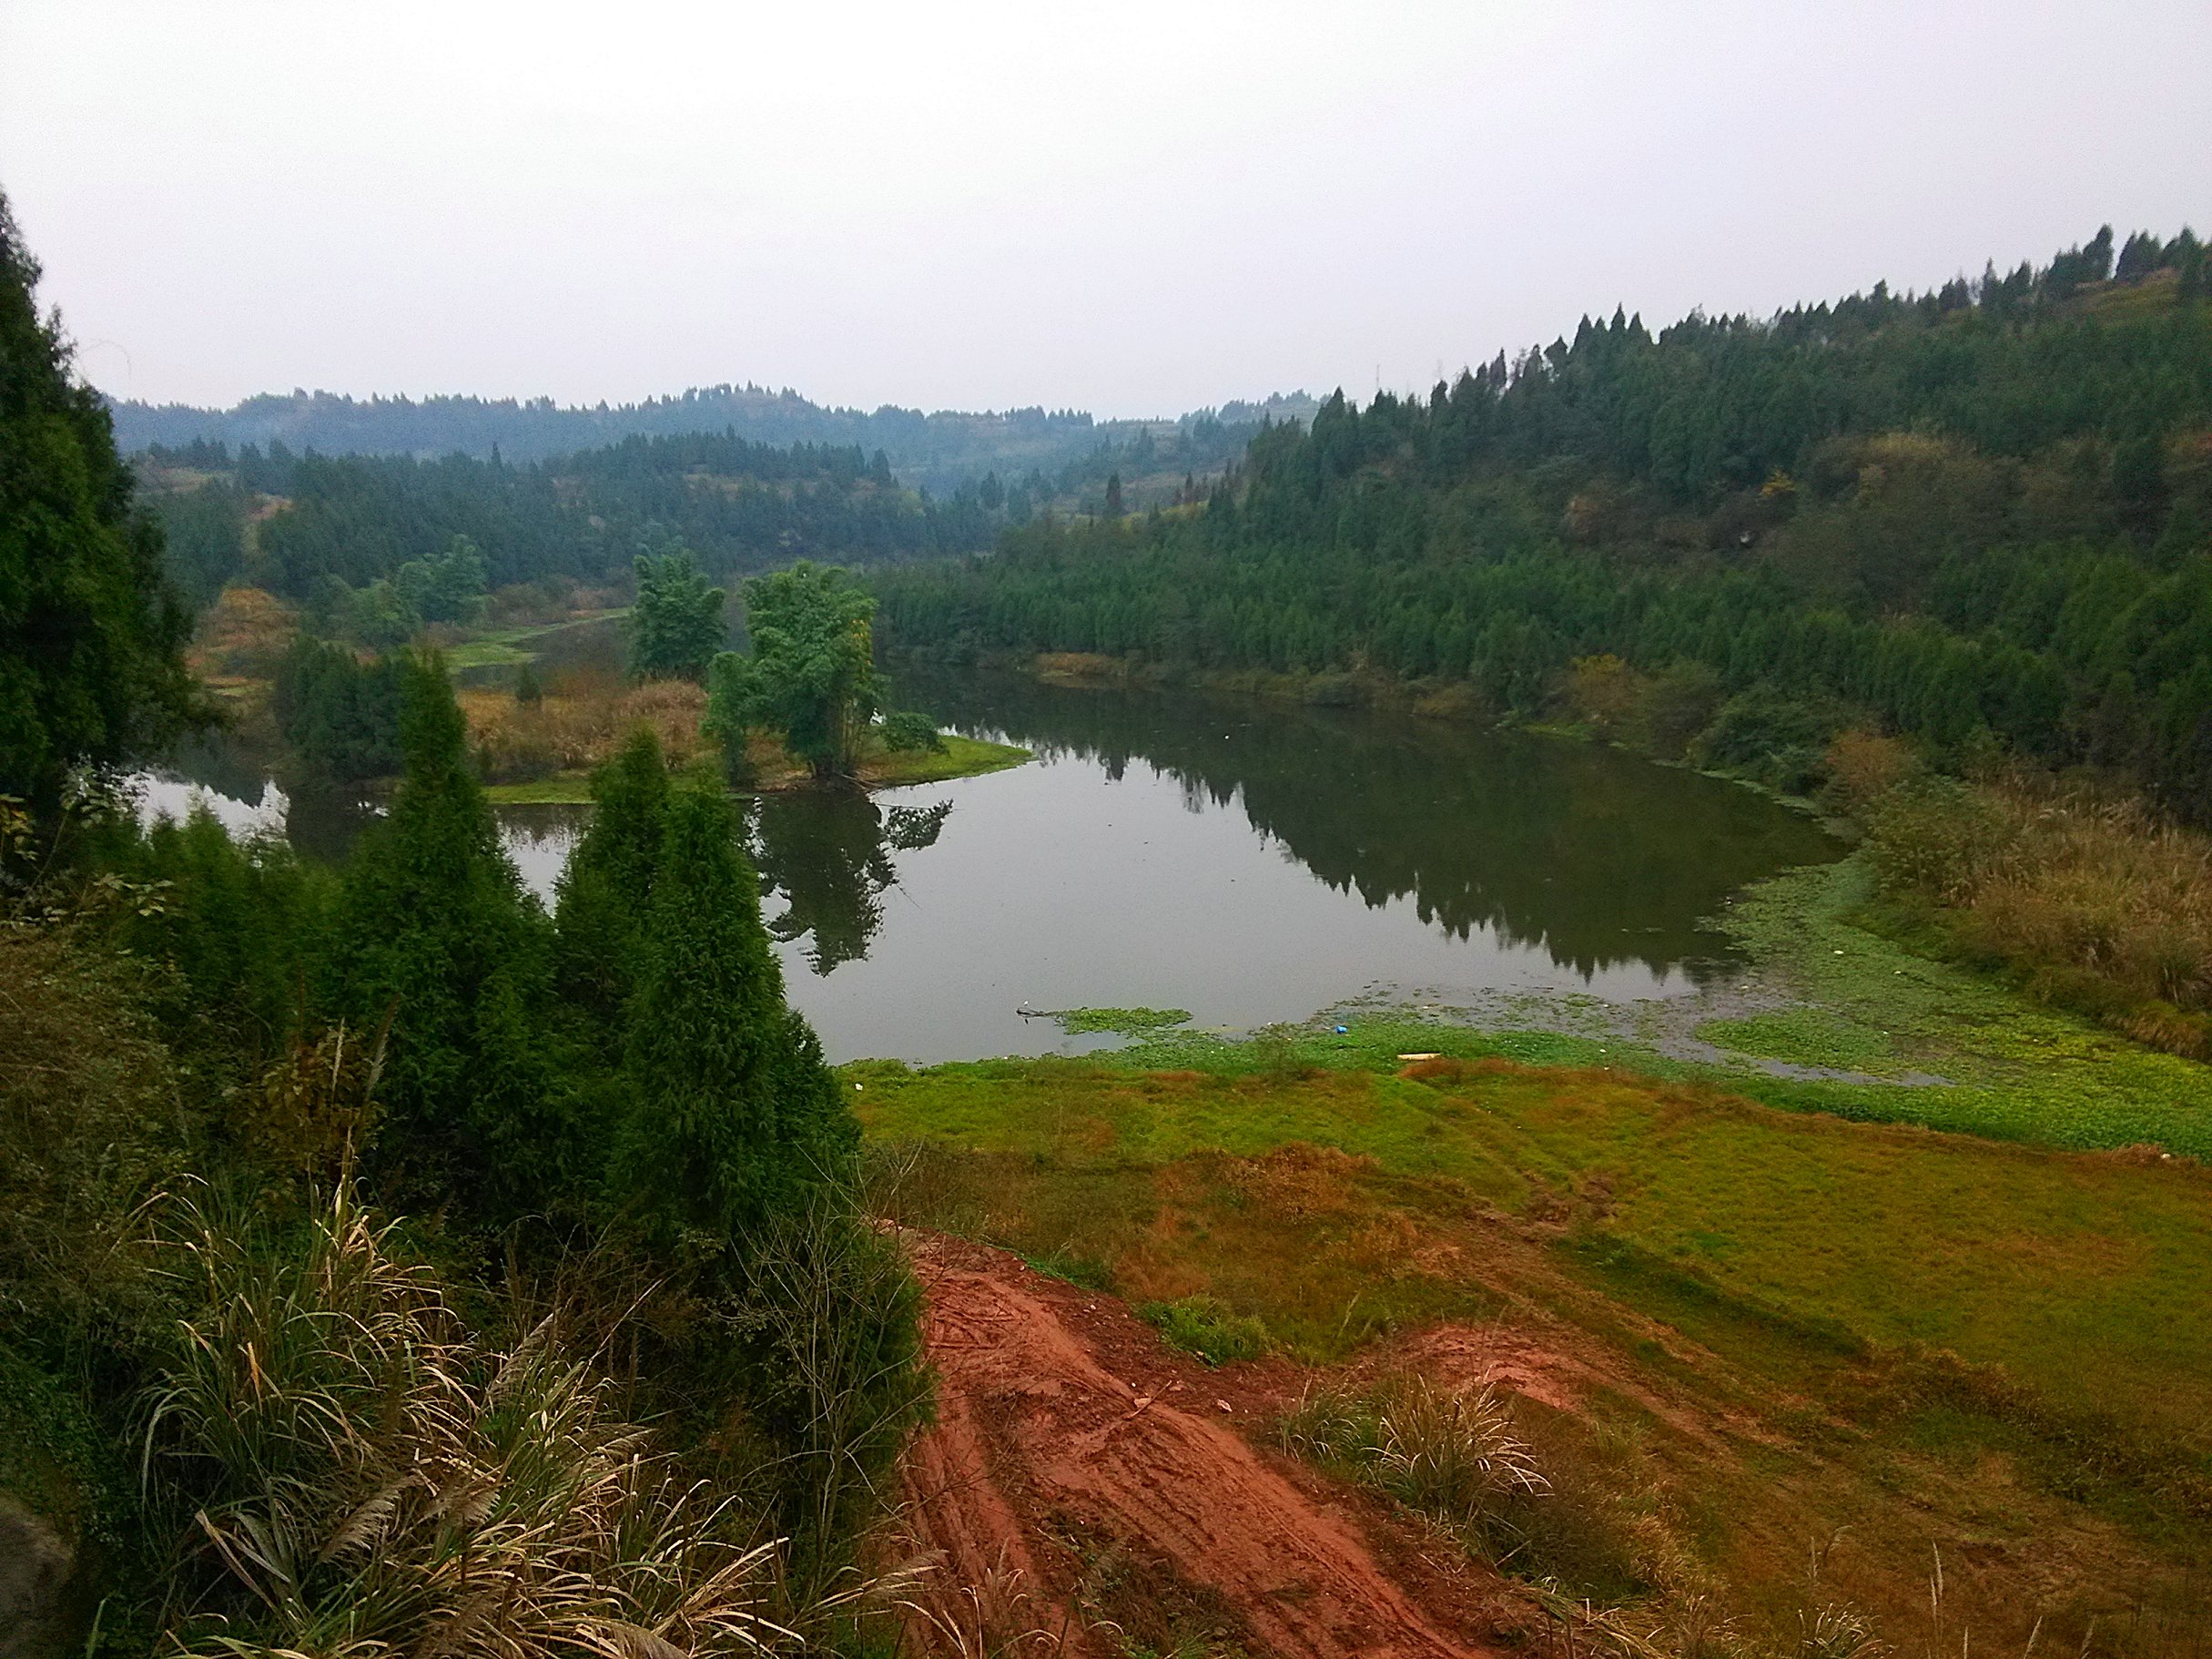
[4,0,2207,419]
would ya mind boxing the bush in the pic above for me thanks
[1141,1294,1269,1365]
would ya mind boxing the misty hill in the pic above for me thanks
[109,382,1322,494]
[875,225,2212,821]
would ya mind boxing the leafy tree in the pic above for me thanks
[629,544,727,679]
[326,654,563,1217]
[0,188,199,813]
[393,533,489,626]
[708,562,886,779]
[615,778,856,1244]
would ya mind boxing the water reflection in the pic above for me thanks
[895,667,1839,983]
[128,668,1840,1061]
[755,794,952,973]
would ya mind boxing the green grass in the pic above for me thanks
[1693,859,2212,1156]
[857,732,1030,787]
[1140,1295,1269,1365]
[442,608,631,671]
[853,1052,2212,1439]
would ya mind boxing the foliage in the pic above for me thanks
[1139,1294,1268,1364]
[324,654,563,1219]
[874,224,2212,821]
[135,429,1000,620]
[393,530,490,626]
[723,1192,930,1581]
[629,543,726,680]
[270,636,408,782]
[551,727,669,1028]
[0,924,180,1343]
[616,777,857,1243]
[146,1185,800,1657]
[709,562,887,780]
[115,805,330,1092]
[0,188,200,812]
[1054,1006,1193,1035]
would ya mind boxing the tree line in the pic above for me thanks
[872,225,2212,821]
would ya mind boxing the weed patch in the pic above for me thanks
[1140,1295,1269,1365]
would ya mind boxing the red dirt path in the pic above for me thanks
[897,1233,1513,1658]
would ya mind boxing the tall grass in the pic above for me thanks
[1866,771,2212,1058]
[146,1183,805,1656]
[1278,1371,1545,1532]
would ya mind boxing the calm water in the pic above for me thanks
[136,672,1839,1063]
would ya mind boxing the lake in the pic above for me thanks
[136,671,1841,1063]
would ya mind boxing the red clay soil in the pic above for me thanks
[896,1232,1516,1659]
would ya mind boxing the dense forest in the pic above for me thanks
[873,228,2212,821]
[111,380,1312,493]
[141,411,1269,619]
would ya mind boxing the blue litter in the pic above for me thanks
[1334,1024,1348,1034]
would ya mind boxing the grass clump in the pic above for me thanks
[147,1185,800,1657]
[1140,1294,1269,1365]
[1280,1373,1545,1531]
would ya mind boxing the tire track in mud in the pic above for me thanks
[898,1234,1507,1659]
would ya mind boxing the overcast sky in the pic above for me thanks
[4,0,2206,418]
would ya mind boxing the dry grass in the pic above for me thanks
[1278,1371,1546,1529]
[1868,772,2212,1055]
[147,1183,804,1656]
[465,675,714,783]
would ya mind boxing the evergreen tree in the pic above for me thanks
[552,727,669,1028]
[616,779,855,1246]
[328,654,562,1217]
[0,188,199,813]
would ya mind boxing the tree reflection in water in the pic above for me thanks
[750,791,952,973]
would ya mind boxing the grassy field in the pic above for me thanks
[857,1041,2212,1648]
[854,1053,2212,1436]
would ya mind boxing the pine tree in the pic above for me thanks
[329,654,561,1217]
[552,727,669,1027]
[617,779,855,1247]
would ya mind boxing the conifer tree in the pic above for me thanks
[329,654,561,1217]
[0,188,199,813]
[617,778,855,1246]
[552,727,669,1028]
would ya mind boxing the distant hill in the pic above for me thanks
[107,382,1324,495]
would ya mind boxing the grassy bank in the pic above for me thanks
[482,731,1030,803]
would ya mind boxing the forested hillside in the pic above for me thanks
[873,228,2212,820]
[112,381,1308,494]
[144,412,1273,616]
